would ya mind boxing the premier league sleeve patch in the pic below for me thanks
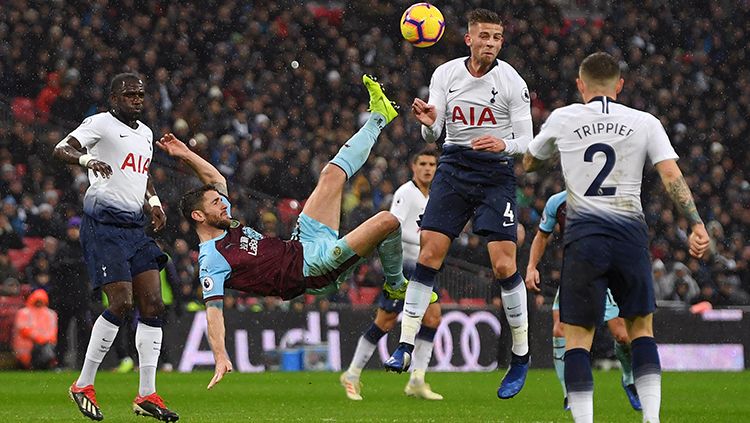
[201,276,214,292]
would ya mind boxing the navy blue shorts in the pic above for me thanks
[420,146,517,242]
[559,235,655,327]
[80,215,167,289]
[377,261,439,313]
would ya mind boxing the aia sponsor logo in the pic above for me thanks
[451,106,497,126]
[120,153,150,174]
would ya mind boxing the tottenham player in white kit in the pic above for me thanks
[524,52,709,423]
[341,149,443,401]
[54,74,179,422]
[385,9,534,400]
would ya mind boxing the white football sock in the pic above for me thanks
[568,391,594,423]
[347,336,377,377]
[76,314,119,387]
[399,281,432,345]
[636,373,661,423]
[136,322,162,396]
[501,282,529,356]
[411,337,435,375]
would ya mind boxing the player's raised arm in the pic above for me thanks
[205,299,233,389]
[157,133,228,196]
[654,159,710,258]
[53,136,113,178]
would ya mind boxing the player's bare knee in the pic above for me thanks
[319,163,346,185]
[108,298,134,320]
[140,296,165,318]
[377,211,400,233]
[491,261,516,279]
[423,310,441,328]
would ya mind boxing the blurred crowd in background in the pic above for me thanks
[0,0,748,368]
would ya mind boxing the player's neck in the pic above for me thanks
[197,225,226,243]
[110,109,138,129]
[468,57,494,77]
[583,91,617,103]
[413,179,429,197]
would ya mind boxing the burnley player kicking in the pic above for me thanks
[55,73,177,422]
[158,75,405,389]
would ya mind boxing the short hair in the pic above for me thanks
[110,73,142,95]
[411,148,438,163]
[179,184,219,226]
[467,9,502,27]
[579,52,620,84]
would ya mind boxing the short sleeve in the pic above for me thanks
[645,115,679,165]
[199,249,231,302]
[68,115,102,149]
[539,195,561,233]
[389,186,410,223]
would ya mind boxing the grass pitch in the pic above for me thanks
[1,369,748,422]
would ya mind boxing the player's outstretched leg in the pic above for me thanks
[132,392,180,422]
[328,74,398,180]
[340,322,389,400]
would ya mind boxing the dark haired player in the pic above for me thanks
[158,75,406,391]
[54,73,178,421]
[386,8,534,400]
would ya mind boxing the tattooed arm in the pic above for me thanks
[655,160,710,258]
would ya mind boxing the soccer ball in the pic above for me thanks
[400,3,445,48]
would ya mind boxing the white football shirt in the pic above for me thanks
[528,96,678,244]
[389,180,428,263]
[68,112,154,224]
[422,57,533,154]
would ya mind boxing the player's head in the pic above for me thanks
[465,9,503,66]
[110,73,145,121]
[576,52,624,101]
[411,148,438,187]
[180,185,231,231]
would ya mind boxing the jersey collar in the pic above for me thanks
[463,57,498,75]
[587,96,615,113]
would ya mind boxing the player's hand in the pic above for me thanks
[156,133,191,158]
[150,205,166,232]
[525,267,541,293]
[534,294,545,309]
[471,136,507,153]
[86,159,113,178]
[207,355,233,390]
[412,98,437,126]
[688,223,710,259]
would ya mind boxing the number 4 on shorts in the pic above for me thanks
[503,202,514,227]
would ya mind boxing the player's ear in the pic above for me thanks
[191,210,205,224]
[576,78,585,96]
[615,78,624,95]
[464,32,471,47]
